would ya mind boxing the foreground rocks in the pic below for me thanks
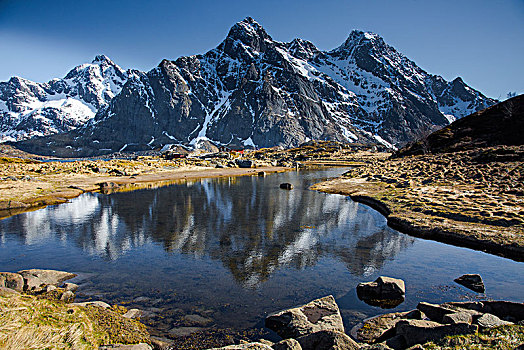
[17,268,77,291]
[214,295,524,350]
[355,299,524,349]
[265,295,345,339]
[0,269,153,349]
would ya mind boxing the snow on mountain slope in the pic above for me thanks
[14,18,497,156]
[0,55,129,142]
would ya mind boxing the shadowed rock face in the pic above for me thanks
[396,94,524,157]
[13,18,495,157]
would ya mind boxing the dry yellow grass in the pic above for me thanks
[0,293,149,349]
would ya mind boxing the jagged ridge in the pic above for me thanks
[12,18,496,156]
[0,55,129,142]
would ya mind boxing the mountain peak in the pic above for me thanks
[288,38,320,60]
[92,54,114,65]
[223,17,272,52]
[342,30,382,48]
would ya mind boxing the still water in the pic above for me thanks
[0,168,523,336]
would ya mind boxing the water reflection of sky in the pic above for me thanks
[1,169,412,285]
[0,169,522,331]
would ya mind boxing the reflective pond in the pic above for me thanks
[0,168,523,338]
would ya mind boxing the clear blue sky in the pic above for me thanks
[0,0,522,99]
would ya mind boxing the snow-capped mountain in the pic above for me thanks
[14,18,496,156]
[0,55,129,142]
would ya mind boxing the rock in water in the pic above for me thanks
[265,295,344,339]
[17,269,77,291]
[454,274,485,293]
[280,183,293,190]
[356,276,405,304]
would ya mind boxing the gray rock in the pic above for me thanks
[150,337,172,350]
[265,295,344,339]
[46,285,57,292]
[183,314,213,326]
[123,308,143,319]
[63,282,79,292]
[0,272,24,292]
[72,301,111,308]
[445,301,524,323]
[60,290,75,302]
[0,286,20,296]
[442,311,473,325]
[356,312,408,343]
[296,330,360,350]
[209,343,273,350]
[416,302,456,323]
[394,319,478,348]
[454,274,485,293]
[17,269,76,291]
[475,313,513,329]
[356,276,405,301]
[272,339,302,350]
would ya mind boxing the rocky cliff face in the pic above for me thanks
[0,55,129,142]
[13,18,496,156]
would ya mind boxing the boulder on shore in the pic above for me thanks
[0,272,24,292]
[272,338,302,350]
[297,330,359,350]
[265,295,344,339]
[454,274,485,293]
[356,276,405,303]
[393,319,478,349]
[475,313,513,329]
[17,269,77,291]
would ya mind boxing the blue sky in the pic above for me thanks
[0,0,522,99]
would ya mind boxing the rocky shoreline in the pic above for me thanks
[2,269,523,349]
[0,155,288,218]
[311,145,524,262]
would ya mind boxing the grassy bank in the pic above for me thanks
[0,291,150,349]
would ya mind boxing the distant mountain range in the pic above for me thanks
[0,55,129,142]
[3,17,496,156]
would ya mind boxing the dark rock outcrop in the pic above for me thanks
[396,94,523,157]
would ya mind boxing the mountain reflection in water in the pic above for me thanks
[0,170,414,287]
